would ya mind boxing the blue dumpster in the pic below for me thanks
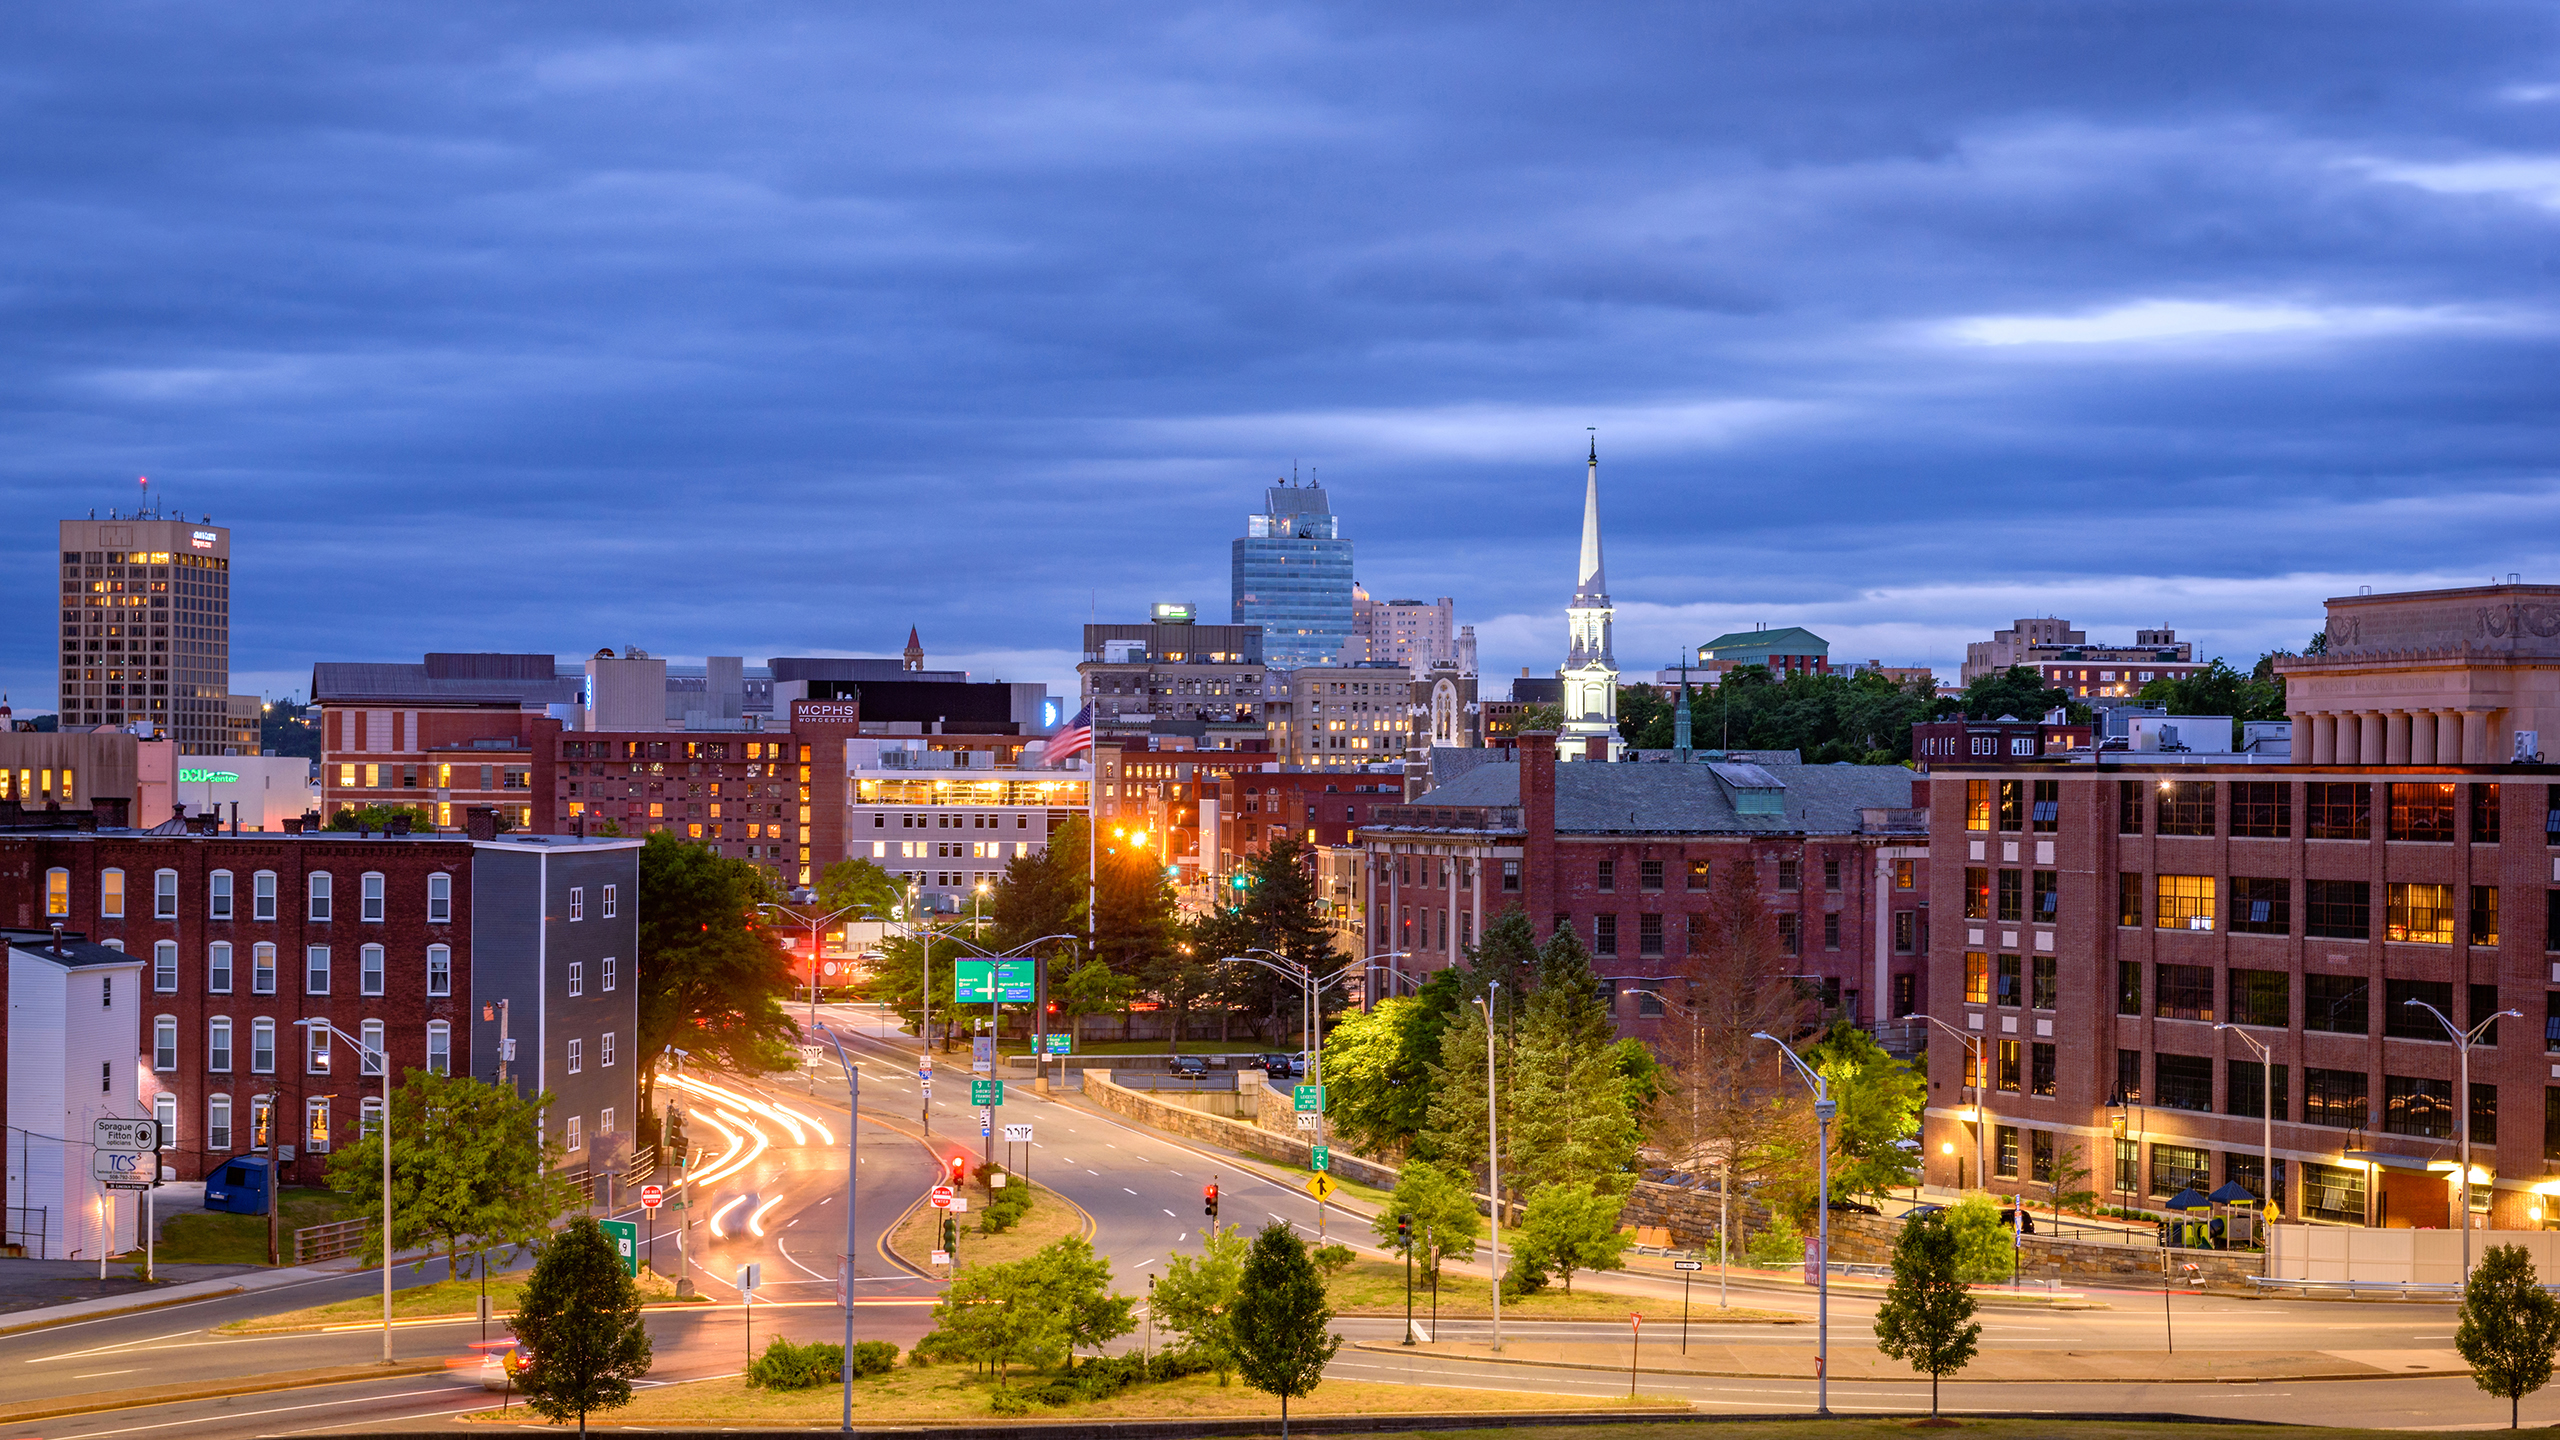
[206,1156,272,1215]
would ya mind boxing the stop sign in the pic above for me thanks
[640,1184,663,1210]
[930,1185,955,1209]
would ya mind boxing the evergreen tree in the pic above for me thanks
[2458,1244,2560,1428]
[511,1217,653,1434]
[1421,998,1497,1177]
[1873,1212,1980,1418]
[1505,926,1642,1196]
[1231,1222,1342,1440]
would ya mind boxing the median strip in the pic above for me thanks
[0,1359,456,1427]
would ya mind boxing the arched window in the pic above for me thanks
[155,1093,176,1145]
[100,868,124,919]
[250,1018,275,1073]
[152,1016,177,1071]
[252,942,277,994]
[360,1096,385,1138]
[360,944,385,996]
[153,940,178,993]
[208,942,233,994]
[46,867,69,918]
[426,872,451,924]
[209,870,234,921]
[207,1094,233,1151]
[252,871,277,922]
[426,945,451,997]
[360,1019,386,1076]
[360,873,385,922]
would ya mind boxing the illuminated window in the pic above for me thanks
[100,868,124,918]
[1964,951,1989,1004]
[2154,875,2216,931]
[2386,882,2456,944]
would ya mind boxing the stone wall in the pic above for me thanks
[1082,1070,1400,1190]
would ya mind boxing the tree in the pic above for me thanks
[1616,683,1675,748]
[1510,1181,1629,1294]
[1421,993,1499,1178]
[324,802,442,833]
[2458,1244,2560,1428]
[2136,657,2289,746]
[1323,976,1462,1158]
[1652,858,1815,1227]
[1943,1193,2016,1283]
[1231,1221,1341,1439]
[1873,1213,1980,1418]
[511,1216,653,1434]
[1805,1021,1924,1203]
[1025,1236,1136,1368]
[814,855,906,922]
[635,832,797,1114]
[1947,665,2088,725]
[1056,958,1134,1049]
[326,1069,581,1280]
[2046,1141,2098,1219]
[1155,1223,1247,1382]
[1505,925,1644,1197]
[1370,1161,1483,1282]
[916,1254,1064,1382]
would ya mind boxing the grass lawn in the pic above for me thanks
[887,1180,1084,1272]
[467,1366,1685,1425]
[219,1263,703,1332]
[1324,1427,2428,1440]
[1325,1260,1796,1324]
[157,1189,352,1266]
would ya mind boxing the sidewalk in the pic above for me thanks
[0,1252,385,1336]
[1359,1337,2473,1385]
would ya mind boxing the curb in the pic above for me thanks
[447,1405,1701,1435]
[0,1358,454,1426]
[217,1294,715,1336]
[0,1282,248,1337]
[1346,1339,2459,1386]
[882,1180,1093,1277]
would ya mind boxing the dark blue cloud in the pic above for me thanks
[5,1,2558,703]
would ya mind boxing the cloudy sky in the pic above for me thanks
[8,3,2558,709]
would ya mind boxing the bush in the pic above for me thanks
[987,1387,1036,1416]
[1501,1249,1551,1298]
[1146,1347,1214,1380]
[846,1340,898,1377]
[1745,1213,1804,1270]
[973,1166,1034,1234]
[1943,1194,2016,1284]
[1310,1242,1356,1280]
[746,1336,842,1390]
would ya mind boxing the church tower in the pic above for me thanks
[1557,439,1619,761]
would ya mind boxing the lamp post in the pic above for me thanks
[295,1018,392,1362]
[1754,1031,1833,1418]
[761,890,859,1094]
[1218,950,1357,1240]
[1359,949,1415,1004]
[812,1023,862,1434]
[2211,1023,2278,1258]
[1476,982,1503,1353]
[1910,1014,1986,1190]
[2402,998,2518,1282]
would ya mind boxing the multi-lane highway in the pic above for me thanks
[1,1001,2548,1434]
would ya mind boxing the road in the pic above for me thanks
[0,1002,2543,1433]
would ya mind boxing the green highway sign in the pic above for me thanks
[954,961,993,1002]
[972,1079,1004,1107]
[1311,1145,1330,1172]
[599,1218,639,1276]
[1043,1033,1072,1055]
[1293,1085,1324,1113]
[996,960,1035,1003]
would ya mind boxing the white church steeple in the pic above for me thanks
[1557,437,1619,760]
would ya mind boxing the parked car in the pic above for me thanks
[1166,1055,1209,1079]
[1253,1053,1303,1077]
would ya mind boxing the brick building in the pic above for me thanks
[1355,733,1930,1029]
[557,700,861,889]
[0,829,636,1201]
[1961,616,2202,696]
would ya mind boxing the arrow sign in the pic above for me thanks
[1310,1145,1330,1172]
[1003,1123,1033,1143]
[1305,1173,1337,1202]
[1673,1258,1704,1272]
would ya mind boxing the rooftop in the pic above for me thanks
[1384,757,1921,836]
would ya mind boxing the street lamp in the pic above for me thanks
[2211,1022,2278,1257]
[761,889,860,1093]
[1909,1014,1986,1190]
[1475,982,1503,1353]
[295,1018,392,1362]
[1754,1031,1833,1419]
[1358,949,1414,1004]
[2402,997,2518,1282]
[1218,950,1358,1241]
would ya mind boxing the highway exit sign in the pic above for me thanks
[971,1079,1003,1106]
[1292,1085,1323,1112]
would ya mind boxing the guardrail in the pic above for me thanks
[294,1217,369,1266]
[2248,1276,2464,1298]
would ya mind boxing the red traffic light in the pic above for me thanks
[948,1155,968,1182]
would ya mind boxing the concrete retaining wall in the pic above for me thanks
[1083,1070,1400,1191]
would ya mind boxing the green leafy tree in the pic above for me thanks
[1874,1212,1981,1418]
[1943,1192,2016,1283]
[1056,958,1134,1049]
[1322,969,1463,1157]
[1804,1021,1924,1203]
[2047,1141,2098,1219]
[326,1070,580,1279]
[2458,1244,2560,1428]
[324,802,442,833]
[1370,1161,1483,1282]
[1026,1235,1136,1368]
[1616,683,1675,748]
[1096,819,1181,973]
[1231,1221,1342,1439]
[1155,1223,1248,1382]
[916,1254,1064,1382]
[1509,1181,1629,1294]
[862,926,962,1050]
[1505,925,1643,1197]
[1511,701,1566,733]
[511,1216,653,1434]
[1744,1211,1803,1269]
[635,832,797,1112]
[2136,657,2290,746]
[1947,665,2088,725]
[815,855,906,923]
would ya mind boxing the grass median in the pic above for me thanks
[218,1263,703,1333]
[1316,1426,2432,1440]
[1326,1259,1796,1324]
[886,1179,1083,1272]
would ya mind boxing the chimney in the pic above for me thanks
[388,814,412,837]
[464,806,499,841]
[1584,736,1609,764]
[282,815,304,834]
[50,922,65,955]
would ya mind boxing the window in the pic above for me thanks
[308,872,333,921]
[2155,964,2214,1022]
[250,1095,274,1148]
[2232,781,2291,839]
[2472,886,2501,947]
[1964,951,1989,1004]
[100,868,122,918]
[427,872,451,924]
[2228,969,2288,1028]
[1776,913,1798,955]
[2551,890,2560,952]
[1991,953,2019,1007]
[601,956,615,992]
[2154,875,2216,931]
[568,960,584,997]
[2031,779,2059,833]
[2031,870,2057,921]
[2386,979,2455,1039]
[209,942,233,994]
[2473,983,2505,1047]
[2306,782,2370,841]
[45,867,68,918]
[250,1018,275,1073]
[1964,867,1989,920]
[2158,782,2214,836]
[2030,954,2057,1009]
[2116,1047,2142,1103]
[565,1115,583,1152]
[2115,1137,2139,1193]
[603,884,618,918]
[2305,973,2370,1034]
[1994,1125,2019,1177]
[2306,879,2371,939]
[154,1015,177,1070]
[209,871,233,921]
[360,873,384,922]
[156,1092,176,1146]
[567,1037,583,1074]
[570,886,586,920]
[1996,870,2023,923]
[1639,859,1664,892]
[101,975,112,1009]
[253,871,277,921]
[2118,871,2142,927]
[2026,1042,2054,1095]
[2118,780,2144,835]
[354,943,383,996]
[209,1017,232,1072]
[428,945,451,997]
[1822,855,1841,890]
[2304,1066,2369,1127]
[153,940,177,992]
[1636,989,1664,1017]
[1997,1040,2021,1091]
[1505,860,1523,892]
[360,1019,386,1075]
[2229,1060,2288,1120]
[2383,1074,2454,1138]
[252,942,276,994]
[1596,913,1620,955]
[154,869,178,919]
[2474,783,2503,844]
[2149,1143,2209,1197]
[2229,877,2289,935]
[1966,779,1991,831]
[2475,1083,2500,1143]
[2388,782,2458,842]
[602,1032,616,1067]
[1997,780,2024,833]
[2303,1161,2367,1222]
[426,1021,450,1075]
[1639,912,1664,956]
[306,1098,330,1153]
[307,1024,330,1074]
[2116,960,2141,1016]
[2387,882,2456,943]
[1595,861,1615,895]
[1894,911,1916,953]
[305,945,330,995]
[208,1095,232,1152]
[2155,1054,2212,1112]
[2549,1087,2560,1164]
[1822,911,1840,950]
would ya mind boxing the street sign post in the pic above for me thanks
[1674,1258,1703,1350]
[599,1219,639,1276]
[953,961,994,1002]
[1305,1173,1337,1202]
[94,1118,160,1152]
[641,1184,664,1210]
[1310,1145,1330,1172]
[1003,1123,1033,1143]
[995,960,1035,1003]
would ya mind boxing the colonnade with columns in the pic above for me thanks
[2288,706,2501,765]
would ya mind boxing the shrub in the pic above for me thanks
[1146,1346,1214,1380]
[975,1168,1034,1234]
[987,1387,1036,1416]
[745,1336,841,1390]
[846,1340,898,1377]
[1745,1213,1804,1270]
[1310,1242,1356,1280]
[1501,1249,1551,1298]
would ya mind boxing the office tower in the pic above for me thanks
[1231,479,1354,670]
[59,507,240,753]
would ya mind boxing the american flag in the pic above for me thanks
[1039,703,1094,767]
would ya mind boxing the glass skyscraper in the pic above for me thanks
[1231,481,1354,670]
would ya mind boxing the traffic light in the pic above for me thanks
[941,1214,958,1251]
[949,1154,968,1187]
[1203,1183,1220,1221]
[1397,1214,1412,1246]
